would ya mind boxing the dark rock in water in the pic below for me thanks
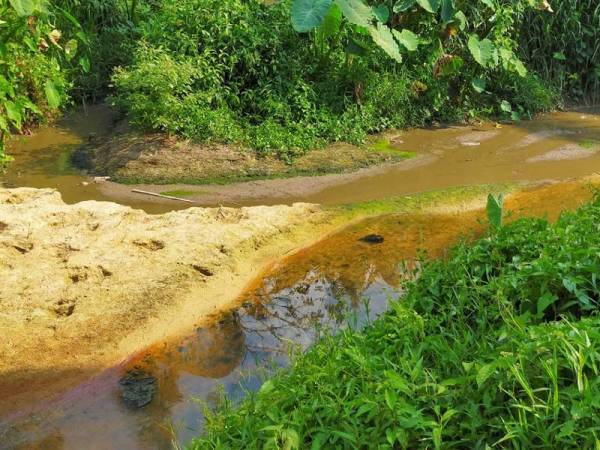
[119,369,157,409]
[359,234,385,244]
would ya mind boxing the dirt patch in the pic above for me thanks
[0,187,337,416]
[526,144,598,162]
[74,128,408,185]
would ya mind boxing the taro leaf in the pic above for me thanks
[372,4,389,23]
[500,100,512,112]
[468,34,494,67]
[441,0,455,23]
[44,79,61,109]
[292,0,333,32]
[472,77,486,93]
[393,0,415,12]
[5,101,22,129]
[486,193,504,229]
[454,10,467,30]
[369,23,403,62]
[318,4,342,39]
[335,0,373,27]
[346,38,369,57]
[393,28,419,51]
[416,0,440,13]
[8,0,47,16]
[512,58,527,77]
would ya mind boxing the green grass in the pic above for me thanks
[579,139,600,150]
[159,190,196,197]
[369,139,417,159]
[193,193,600,449]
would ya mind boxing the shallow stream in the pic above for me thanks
[1,107,600,449]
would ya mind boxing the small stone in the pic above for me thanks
[359,234,384,244]
[119,369,157,409]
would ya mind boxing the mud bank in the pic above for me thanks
[0,188,337,416]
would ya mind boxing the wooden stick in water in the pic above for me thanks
[131,189,196,203]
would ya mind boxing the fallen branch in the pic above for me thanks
[131,189,196,203]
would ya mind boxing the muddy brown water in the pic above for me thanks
[1,107,599,211]
[1,180,596,450]
[1,107,600,449]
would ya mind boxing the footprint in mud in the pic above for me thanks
[53,299,76,317]
[132,239,165,251]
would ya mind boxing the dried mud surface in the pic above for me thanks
[0,188,332,416]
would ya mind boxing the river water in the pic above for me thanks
[1,108,600,449]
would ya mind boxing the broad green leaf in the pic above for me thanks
[441,0,454,23]
[486,193,503,228]
[44,79,61,109]
[512,58,527,77]
[454,10,467,30]
[500,100,511,113]
[416,0,440,13]
[537,292,558,315]
[281,429,300,450]
[0,115,8,132]
[471,77,486,93]
[346,38,369,56]
[468,34,494,67]
[476,363,495,387]
[0,75,14,99]
[393,0,415,12]
[9,0,36,16]
[372,4,389,23]
[317,4,342,39]
[553,51,566,61]
[291,0,333,32]
[481,0,495,9]
[335,0,373,27]
[79,56,90,73]
[393,28,419,52]
[393,0,417,13]
[5,101,22,129]
[9,0,47,16]
[369,23,403,62]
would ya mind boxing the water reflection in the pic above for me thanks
[2,180,596,450]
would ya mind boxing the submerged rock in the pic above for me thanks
[359,234,384,244]
[119,369,157,409]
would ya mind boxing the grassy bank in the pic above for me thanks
[193,193,600,448]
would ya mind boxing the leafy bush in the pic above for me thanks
[519,0,600,104]
[0,0,88,168]
[111,0,557,160]
[194,194,600,448]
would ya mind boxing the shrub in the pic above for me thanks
[110,0,558,160]
[193,194,600,448]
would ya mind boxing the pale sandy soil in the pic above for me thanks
[0,188,339,416]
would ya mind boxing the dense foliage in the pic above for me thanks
[110,0,558,160]
[520,0,600,103]
[2,0,598,166]
[194,194,600,448]
[1,0,70,166]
